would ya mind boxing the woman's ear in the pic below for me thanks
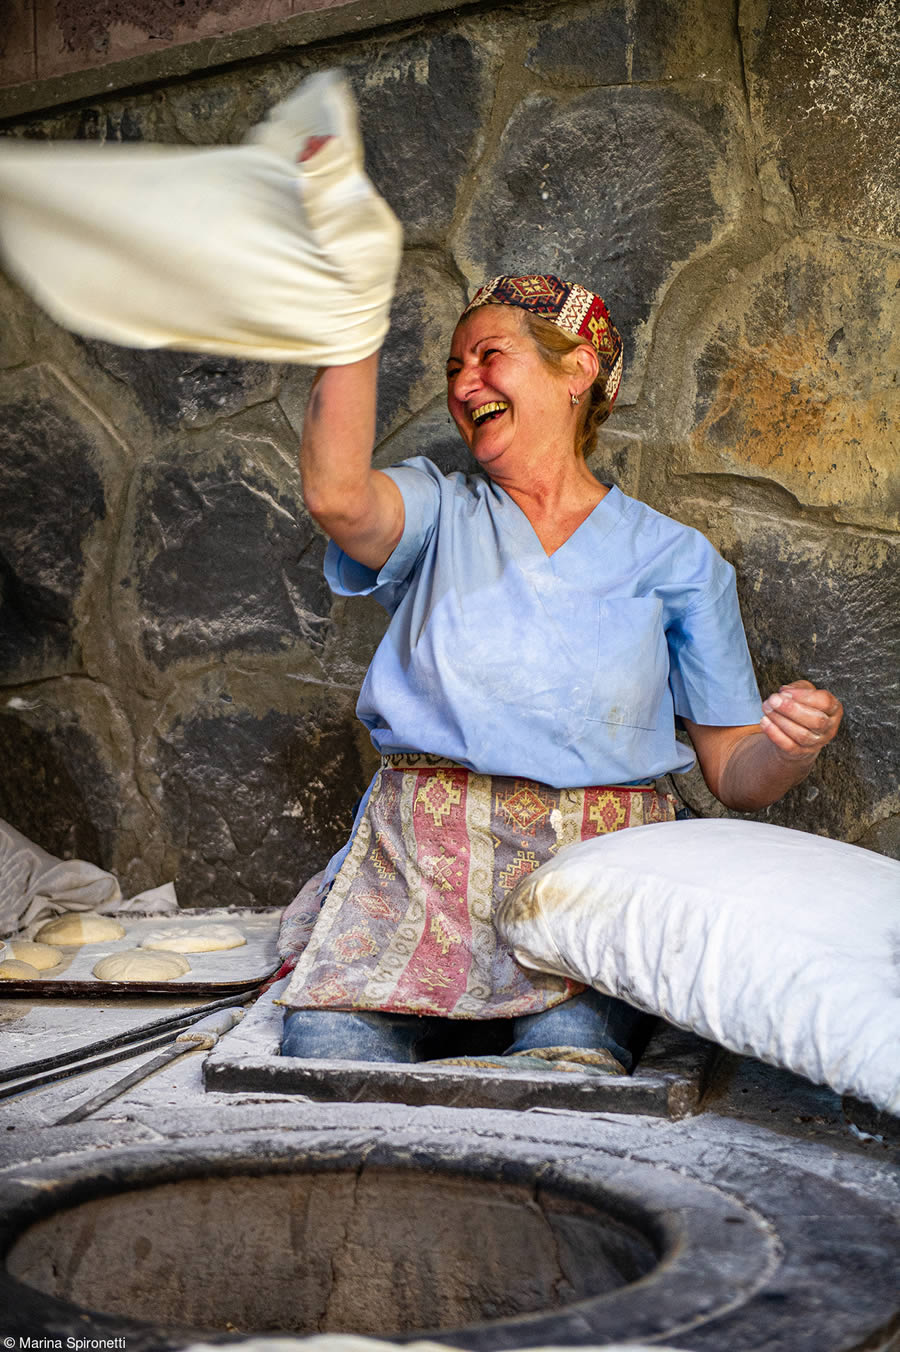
[567,342,600,395]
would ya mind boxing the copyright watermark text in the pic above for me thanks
[4,1340,127,1350]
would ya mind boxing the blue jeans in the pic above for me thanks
[282,988,652,1070]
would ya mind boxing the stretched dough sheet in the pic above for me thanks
[0,71,402,365]
[0,909,281,996]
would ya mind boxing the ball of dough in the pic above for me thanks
[0,959,42,979]
[93,949,191,981]
[36,914,126,946]
[140,923,246,953]
[6,939,63,970]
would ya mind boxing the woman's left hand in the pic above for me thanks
[760,680,844,760]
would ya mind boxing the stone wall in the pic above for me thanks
[0,1,482,119]
[1,0,897,909]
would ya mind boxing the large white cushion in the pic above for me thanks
[495,819,900,1114]
[0,71,401,366]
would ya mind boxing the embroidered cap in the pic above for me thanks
[461,274,623,406]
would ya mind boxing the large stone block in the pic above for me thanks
[23,88,170,142]
[348,31,494,246]
[165,78,242,145]
[457,84,751,401]
[683,238,900,531]
[0,271,33,369]
[0,682,137,880]
[122,442,331,670]
[153,694,367,909]
[375,254,466,442]
[524,0,740,86]
[276,363,316,444]
[0,364,126,684]
[318,587,391,692]
[374,396,475,477]
[588,426,644,500]
[70,101,156,143]
[674,499,899,846]
[198,57,315,145]
[741,0,899,237]
[853,815,900,862]
[76,339,282,431]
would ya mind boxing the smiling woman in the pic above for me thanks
[283,270,844,1070]
[449,275,621,463]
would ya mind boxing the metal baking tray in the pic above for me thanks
[0,909,282,997]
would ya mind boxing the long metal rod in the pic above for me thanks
[0,989,259,1086]
[53,1007,246,1125]
[54,1045,190,1124]
[0,1030,183,1102]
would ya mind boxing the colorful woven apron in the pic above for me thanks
[279,755,675,1019]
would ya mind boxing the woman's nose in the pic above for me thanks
[451,365,480,401]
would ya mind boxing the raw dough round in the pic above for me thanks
[0,959,42,979]
[140,923,246,953]
[7,939,63,970]
[36,914,126,946]
[93,949,191,981]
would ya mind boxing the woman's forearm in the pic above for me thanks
[685,681,844,812]
[713,729,819,812]
[299,353,404,569]
[300,355,379,520]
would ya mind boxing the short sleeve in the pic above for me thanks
[667,569,763,726]
[324,457,443,613]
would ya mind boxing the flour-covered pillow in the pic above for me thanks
[495,819,900,1114]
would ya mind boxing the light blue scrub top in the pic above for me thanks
[325,457,763,789]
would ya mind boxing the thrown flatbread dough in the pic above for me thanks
[140,923,246,953]
[35,914,126,946]
[6,939,63,970]
[93,949,190,981]
[0,958,42,979]
[0,72,401,366]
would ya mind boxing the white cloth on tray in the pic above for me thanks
[0,817,178,937]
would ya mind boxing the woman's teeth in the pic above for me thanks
[471,401,509,425]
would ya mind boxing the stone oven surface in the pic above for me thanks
[0,988,898,1352]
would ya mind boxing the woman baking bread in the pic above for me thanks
[279,273,843,1070]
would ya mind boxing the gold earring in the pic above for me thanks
[571,392,581,407]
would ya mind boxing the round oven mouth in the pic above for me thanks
[0,1130,774,1349]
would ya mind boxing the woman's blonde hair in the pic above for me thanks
[521,311,614,459]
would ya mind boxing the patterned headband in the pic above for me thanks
[461,274,623,406]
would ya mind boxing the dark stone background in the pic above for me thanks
[1,0,897,908]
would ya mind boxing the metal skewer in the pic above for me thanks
[0,1029,182,1102]
[0,988,261,1086]
[54,1006,245,1125]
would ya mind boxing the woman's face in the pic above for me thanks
[446,306,572,471]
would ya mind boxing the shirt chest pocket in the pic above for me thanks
[585,597,668,731]
[456,573,597,740]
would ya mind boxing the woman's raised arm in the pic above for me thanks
[300,353,405,570]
